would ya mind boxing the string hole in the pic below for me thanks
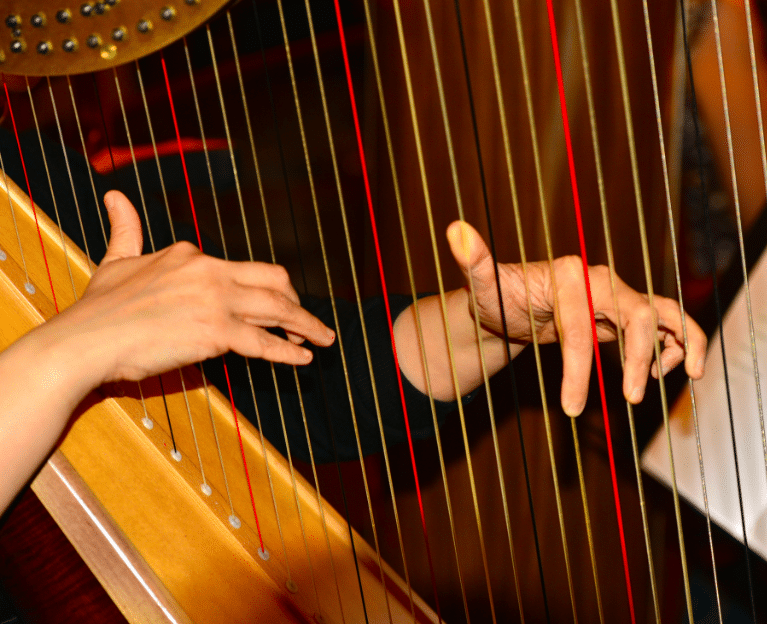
[170,449,182,462]
[94,2,107,15]
[200,483,212,496]
[228,514,241,529]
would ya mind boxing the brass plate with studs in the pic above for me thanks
[0,0,228,76]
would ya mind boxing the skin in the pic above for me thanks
[0,191,707,513]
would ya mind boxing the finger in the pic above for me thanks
[621,304,656,403]
[650,333,686,379]
[229,262,300,305]
[556,270,594,416]
[446,221,495,293]
[233,286,335,347]
[286,331,306,345]
[651,297,707,380]
[101,191,143,264]
[234,325,316,366]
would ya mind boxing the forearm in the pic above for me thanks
[394,288,524,401]
[0,323,100,512]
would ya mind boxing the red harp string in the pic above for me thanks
[543,2,637,622]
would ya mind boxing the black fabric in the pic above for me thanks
[0,129,470,463]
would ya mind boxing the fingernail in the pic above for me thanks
[327,328,335,342]
[563,401,583,417]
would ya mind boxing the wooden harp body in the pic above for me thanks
[0,0,753,623]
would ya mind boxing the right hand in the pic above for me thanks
[42,190,335,385]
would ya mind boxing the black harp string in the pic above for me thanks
[410,0,565,619]
[639,1,723,621]
[680,0,758,620]
[110,67,217,481]
[262,0,422,619]
[131,59,239,511]
[330,0,475,620]
[89,74,179,450]
[193,26,356,616]
[683,0,760,614]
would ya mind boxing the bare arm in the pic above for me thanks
[0,190,335,513]
[395,222,708,414]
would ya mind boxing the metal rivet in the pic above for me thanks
[105,0,118,5]
[185,0,200,5]
[56,9,72,24]
[11,28,20,38]
[111,26,125,41]
[137,19,152,33]
[94,2,106,15]
[31,14,46,28]
[62,38,77,52]
[86,33,101,48]
[36,41,52,55]
[160,6,176,21]
[5,15,20,29]
[80,3,94,17]
[10,40,25,53]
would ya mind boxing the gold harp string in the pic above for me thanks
[229,7,396,616]
[640,1,723,621]
[222,13,297,585]
[45,78,95,276]
[413,0,583,620]
[570,0,662,618]
[606,0,694,618]
[111,67,218,489]
[25,78,77,301]
[64,76,155,432]
[202,24,351,611]
[721,0,767,481]
[65,76,107,251]
[352,0,474,618]
[706,1,763,617]
[131,61,238,509]
[272,0,418,618]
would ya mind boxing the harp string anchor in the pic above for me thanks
[228,514,241,529]
[141,415,154,430]
[0,249,6,261]
[200,483,212,496]
[286,579,297,594]
[170,449,182,462]
[24,282,35,295]
[257,547,269,561]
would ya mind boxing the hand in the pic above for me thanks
[40,190,335,386]
[447,221,707,416]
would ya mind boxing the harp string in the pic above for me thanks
[112,69,220,496]
[332,0,470,618]
[543,1,641,621]
[0,146,29,286]
[639,2,723,620]
[571,0,662,616]
[698,0,763,618]
[159,55,268,552]
[2,79,58,310]
[132,60,240,508]
[270,0,436,617]
[199,23,300,575]
[45,78,94,276]
[201,27,356,619]
[24,77,77,301]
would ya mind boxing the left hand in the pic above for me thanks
[447,221,707,416]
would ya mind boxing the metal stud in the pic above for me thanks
[80,3,94,17]
[137,19,152,34]
[160,6,176,21]
[31,14,46,28]
[86,33,101,48]
[36,41,52,55]
[111,26,126,42]
[9,40,25,53]
[4,15,20,29]
[56,9,72,24]
[62,38,77,52]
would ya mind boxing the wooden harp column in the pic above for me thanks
[0,0,746,623]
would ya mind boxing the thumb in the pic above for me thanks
[446,221,494,291]
[101,190,143,264]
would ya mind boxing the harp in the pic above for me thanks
[0,0,764,622]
